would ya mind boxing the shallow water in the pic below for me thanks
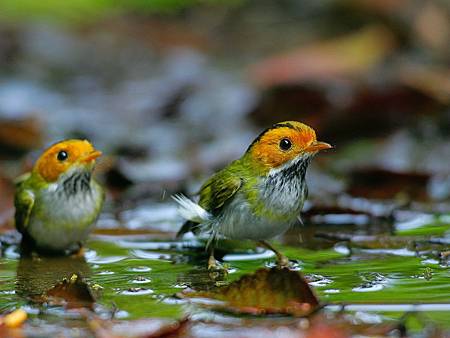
[1,208,449,336]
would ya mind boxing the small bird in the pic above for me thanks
[14,139,104,254]
[174,121,332,269]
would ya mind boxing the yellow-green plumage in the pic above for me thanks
[15,170,104,253]
[174,121,332,267]
[14,139,104,254]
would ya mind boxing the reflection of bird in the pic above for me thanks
[14,139,104,254]
[174,121,332,269]
[16,255,91,300]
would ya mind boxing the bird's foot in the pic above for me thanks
[208,259,228,280]
[277,254,291,268]
[208,255,224,271]
[258,240,292,269]
[71,245,85,258]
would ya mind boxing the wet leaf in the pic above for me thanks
[179,267,319,316]
[43,273,98,309]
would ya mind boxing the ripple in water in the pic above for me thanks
[131,249,171,261]
[120,288,154,296]
[223,249,274,262]
[127,266,152,272]
[308,274,333,287]
[97,270,115,275]
[130,276,151,284]
[88,256,127,264]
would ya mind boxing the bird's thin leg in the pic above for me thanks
[207,247,219,270]
[258,240,289,267]
[71,242,85,258]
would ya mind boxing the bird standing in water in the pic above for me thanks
[174,121,332,269]
[14,139,104,254]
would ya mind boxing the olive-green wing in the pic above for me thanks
[198,168,242,215]
[14,187,35,234]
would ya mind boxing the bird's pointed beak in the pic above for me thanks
[304,141,333,153]
[81,150,102,163]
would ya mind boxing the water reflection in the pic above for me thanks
[15,254,91,301]
[282,220,394,250]
[178,267,319,317]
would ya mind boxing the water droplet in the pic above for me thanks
[127,266,152,272]
[334,243,350,255]
[223,249,274,261]
[130,276,151,284]
[421,259,439,265]
[361,248,416,257]
[120,288,154,296]
[308,274,332,287]
[4,246,20,259]
[352,284,385,292]
[131,249,171,261]
[172,284,188,289]
[88,256,127,264]
[97,270,115,275]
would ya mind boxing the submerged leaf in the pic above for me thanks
[179,267,319,316]
[44,273,98,309]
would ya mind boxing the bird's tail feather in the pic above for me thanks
[172,194,211,224]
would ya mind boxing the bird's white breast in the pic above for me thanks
[212,157,309,241]
[27,179,102,251]
[216,193,294,240]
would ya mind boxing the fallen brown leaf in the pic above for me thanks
[179,267,319,316]
[37,273,99,309]
[250,25,395,87]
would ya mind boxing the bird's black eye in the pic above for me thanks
[279,138,292,151]
[57,150,68,161]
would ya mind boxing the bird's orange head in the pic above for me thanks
[247,121,332,171]
[33,139,102,182]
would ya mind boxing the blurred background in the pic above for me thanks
[0,2,450,336]
[0,0,449,228]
